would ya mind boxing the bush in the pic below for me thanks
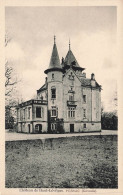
[101,112,118,130]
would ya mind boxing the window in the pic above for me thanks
[28,107,31,119]
[83,123,86,129]
[69,72,74,80]
[69,94,74,101]
[20,109,22,120]
[23,109,25,120]
[51,123,56,130]
[51,106,57,117]
[68,107,75,118]
[83,95,86,103]
[52,73,54,79]
[51,88,56,99]
[71,80,74,86]
[36,107,42,118]
[83,109,86,118]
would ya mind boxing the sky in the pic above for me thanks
[5,6,117,112]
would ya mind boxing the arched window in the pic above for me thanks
[83,124,86,129]
[83,95,86,103]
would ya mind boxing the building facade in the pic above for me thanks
[17,37,102,133]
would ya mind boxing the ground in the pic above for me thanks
[5,129,117,141]
[5,135,118,188]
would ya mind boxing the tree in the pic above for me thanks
[5,33,20,130]
[101,112,118,130]
[5,33,18,98]
[5,60,18,97]
[101,90,118,130]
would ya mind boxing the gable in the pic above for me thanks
[63,67,82,86]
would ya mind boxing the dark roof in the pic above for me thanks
[81,78,91,86]
[63,49,85,72]
[44,42,62,74]
[37,83,47,93]
[81,78,101,89]
[64,49,80,67]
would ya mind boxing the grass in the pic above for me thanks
[5,135,118,188]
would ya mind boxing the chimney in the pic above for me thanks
[91,73,95,80]
[91,73,96,87]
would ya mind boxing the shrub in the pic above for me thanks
[101,112,118,130]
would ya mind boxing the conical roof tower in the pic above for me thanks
[64,40,85,71]
[44,36,62,74]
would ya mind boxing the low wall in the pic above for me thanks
[64,122,101,133]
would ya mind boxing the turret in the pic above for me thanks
[44,36,62,74]
[64,40,85,72]
[45,36,63,124]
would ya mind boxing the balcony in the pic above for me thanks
[33,99,48,105]
[19,99,48,108]
[67,101,77,107]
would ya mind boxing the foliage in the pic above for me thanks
[5,33,20,129]
[57,119,65,134]
[5,60,18,97]
[101,111,118,130]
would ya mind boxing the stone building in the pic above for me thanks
[17,37,102,133]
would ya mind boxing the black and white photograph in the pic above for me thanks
[1,0,123,194]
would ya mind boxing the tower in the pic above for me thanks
[63,40,85,75]
[44,36,63,132]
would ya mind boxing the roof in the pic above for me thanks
[37,83,47,94]
[44,41,62,74]
[81,78,91,86]
[81,77,101,89]
[64,49,80,67]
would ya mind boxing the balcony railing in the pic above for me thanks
[19,99,48,107]
[67,100,77,107]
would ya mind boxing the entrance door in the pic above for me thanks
[28,124,30,133]
[70,124,74,133]
[35,124,42,134]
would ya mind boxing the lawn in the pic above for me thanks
[5,135,118,188]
